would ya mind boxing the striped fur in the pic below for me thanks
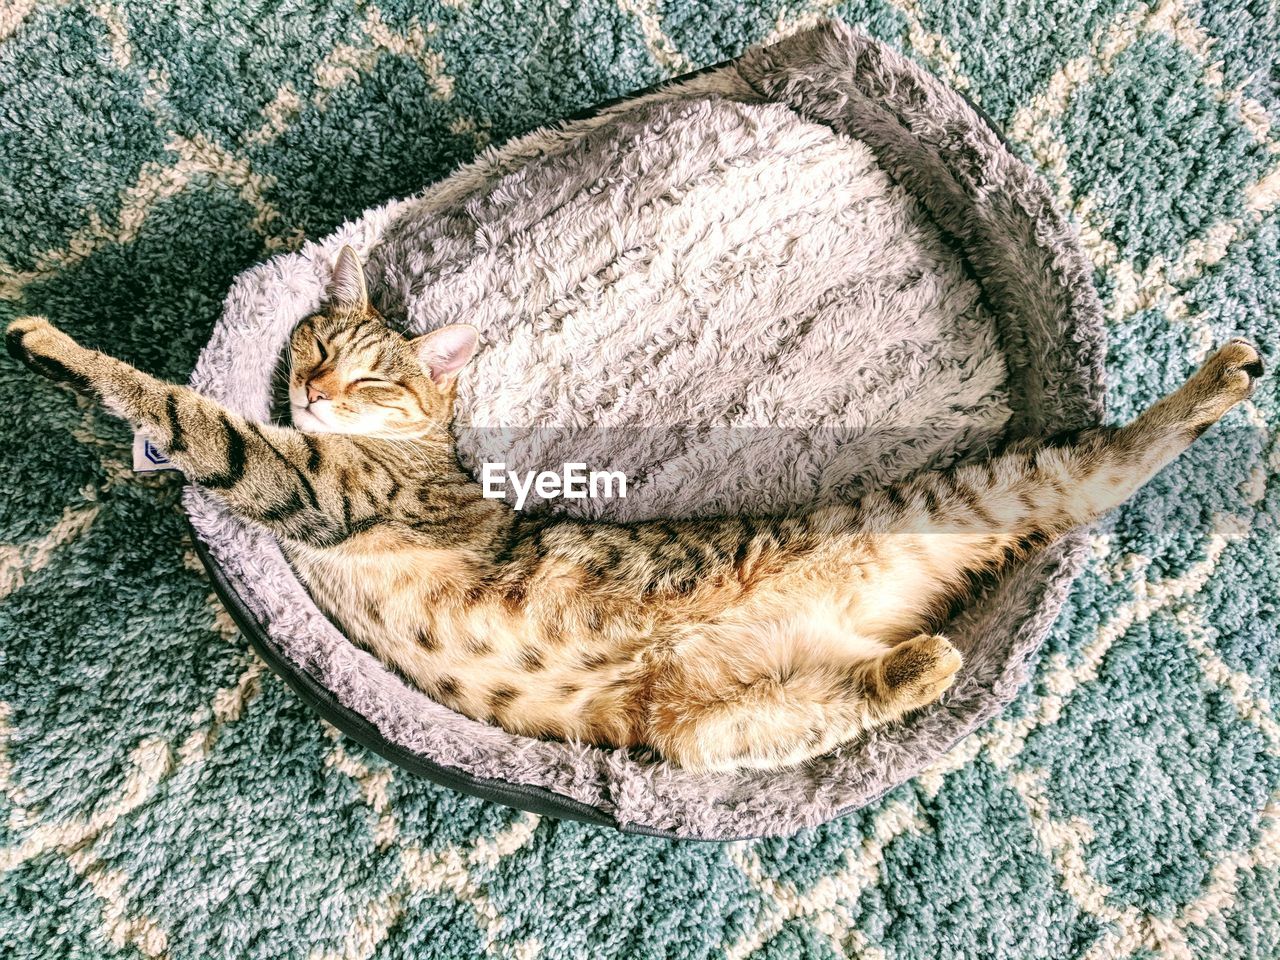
[5,249,1263,773]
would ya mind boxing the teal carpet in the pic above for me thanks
[2,1,1279,957]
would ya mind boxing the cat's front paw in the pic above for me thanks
[5,317,94,391]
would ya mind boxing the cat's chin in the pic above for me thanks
[291,405,338,434]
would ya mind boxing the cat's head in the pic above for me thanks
[288,247,478,437]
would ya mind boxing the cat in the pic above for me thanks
[6,247,1264,774]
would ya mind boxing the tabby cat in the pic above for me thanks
[7,247,1263,773]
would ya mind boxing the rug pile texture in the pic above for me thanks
[1,1,1278,957]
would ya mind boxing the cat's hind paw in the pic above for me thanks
[882,634,962,708]
[1211,338,1265,396]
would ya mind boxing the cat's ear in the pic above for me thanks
[413,324,479,387]
[327,245,369,312]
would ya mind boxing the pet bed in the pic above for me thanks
[185,20,1105,840]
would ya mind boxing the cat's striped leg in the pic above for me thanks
[7,316,194,438]
[6,316,354,545]
[1004,338,1264,536]
[863,339,1266,605]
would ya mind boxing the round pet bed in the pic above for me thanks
[185,20,1105,840]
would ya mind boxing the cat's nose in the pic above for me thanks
[306,382,329,404]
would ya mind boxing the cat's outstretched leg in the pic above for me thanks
[644,632,962,773]
[6,316,375,545]
[862,340,1265,605]
[1006,339,1264,535]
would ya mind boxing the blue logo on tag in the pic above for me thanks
[143,440,170,465]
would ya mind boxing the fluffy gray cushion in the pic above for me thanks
[185,20,1104,839]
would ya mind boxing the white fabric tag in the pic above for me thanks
[132,432,180,472]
